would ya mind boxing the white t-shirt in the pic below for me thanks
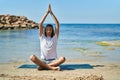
[40,34,58,60]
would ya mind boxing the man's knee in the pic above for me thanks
[60,56,66,62]
[30,55,36,61]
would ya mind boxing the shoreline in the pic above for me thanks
[0,59,120,80]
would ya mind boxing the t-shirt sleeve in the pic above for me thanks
[54,34,58,42]
[39,34,44,42]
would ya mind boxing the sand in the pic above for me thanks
[0,59,120,80]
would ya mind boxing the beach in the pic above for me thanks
[0,24,120,80]
[0,0,120,79]
[0,59,120,80]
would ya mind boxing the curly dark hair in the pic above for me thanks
[44,24,55,38]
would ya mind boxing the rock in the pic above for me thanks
[0,14,38,30]
[96,41,120,47]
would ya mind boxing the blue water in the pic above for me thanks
[0,24,120,63]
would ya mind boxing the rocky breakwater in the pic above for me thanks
[0,14,38,30]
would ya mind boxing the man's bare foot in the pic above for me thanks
[37,66,60,71]
[52,66,60,71]
[37,66,43,70]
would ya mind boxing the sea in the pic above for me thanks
[0,24,120,63]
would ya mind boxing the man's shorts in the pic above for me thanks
[41,59,55,64]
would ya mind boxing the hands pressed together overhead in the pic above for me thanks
[47,4,53,15]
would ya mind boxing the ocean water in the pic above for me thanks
[0,24,120,63]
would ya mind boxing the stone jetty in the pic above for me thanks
[0,14,39,30]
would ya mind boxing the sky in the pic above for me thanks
[0,0,120,23]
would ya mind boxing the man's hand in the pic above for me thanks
[47,4,51,13]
